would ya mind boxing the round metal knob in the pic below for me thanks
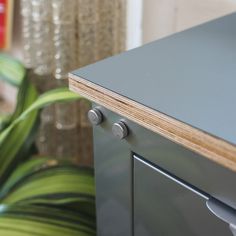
[88,108,103,125]
[112,121,129,140]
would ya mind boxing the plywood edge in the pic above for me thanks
[69,73,236,172]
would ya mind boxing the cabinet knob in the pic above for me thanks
[88,108,103,125]
[112,121,129,140]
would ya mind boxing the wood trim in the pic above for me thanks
[69,74,236,172]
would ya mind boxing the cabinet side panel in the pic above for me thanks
[93,105,132,236]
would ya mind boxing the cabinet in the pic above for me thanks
[87,107,236,236]
[69,13,236,236]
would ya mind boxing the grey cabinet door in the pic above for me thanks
[133,155,233,236]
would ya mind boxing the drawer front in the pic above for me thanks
[134,155,234,236]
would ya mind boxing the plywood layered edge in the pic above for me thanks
[69,74,236,172]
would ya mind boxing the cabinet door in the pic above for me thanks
[133,155,234,236]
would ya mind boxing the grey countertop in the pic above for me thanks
[72,13,236,146]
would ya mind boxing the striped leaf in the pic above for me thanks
[0,56,29,131]
[0,54,96,235]
[0,157,55,196]
[1,157,96,218]
[1,166,95,206]
[0,204,95,236]
[0,87,82,145]
[0,83,83,186]
[0,75,39,186]
[0,114,10,131]
[0,54,25,86]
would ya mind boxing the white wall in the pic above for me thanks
[126,0,143,49]
[142,0,236,43]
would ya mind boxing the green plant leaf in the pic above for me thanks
[0,54,96,235]
[0,204,95,235]
[0,157,55,196]
[0,54,25,87]
[0,75,39,186]
[1,166,95,206]
[9,70,34,122]
[0,114,10,131]
[0,85,82,185]
[1,158,96,218]
[0,87,82,145]
[0,55,28,131]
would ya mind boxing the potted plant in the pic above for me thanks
[0,54,96,235]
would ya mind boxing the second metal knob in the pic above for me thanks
[112,121,129,140]
[88,108,103,125]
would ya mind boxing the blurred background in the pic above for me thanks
[1,0,236,166]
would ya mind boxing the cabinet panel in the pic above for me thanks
[93,106,133,236]
[92,107,236,235]
[133,155,233,236]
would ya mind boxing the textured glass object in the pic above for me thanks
[54,126,79,161]
[96,0,127,60]
[36,108,55,155]
[20,0,34,68]
[32,0,53,75]
[54,80,78,159]
[20,0,127,163]
[33,75,56,156]
[113,0,127,54]
[96,0,114,60]
[31,0,55,155]
[52,0,79,159]
[77,0,99,67]
[55,101,78,130]
[52,0,77,79]
[77,0,127,63]
[55,80,78,130]
[52,0,78,130]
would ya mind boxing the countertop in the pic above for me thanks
[69,13,236,171]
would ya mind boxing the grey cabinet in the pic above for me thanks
[69,13,236,236]
[86,107,236,236]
